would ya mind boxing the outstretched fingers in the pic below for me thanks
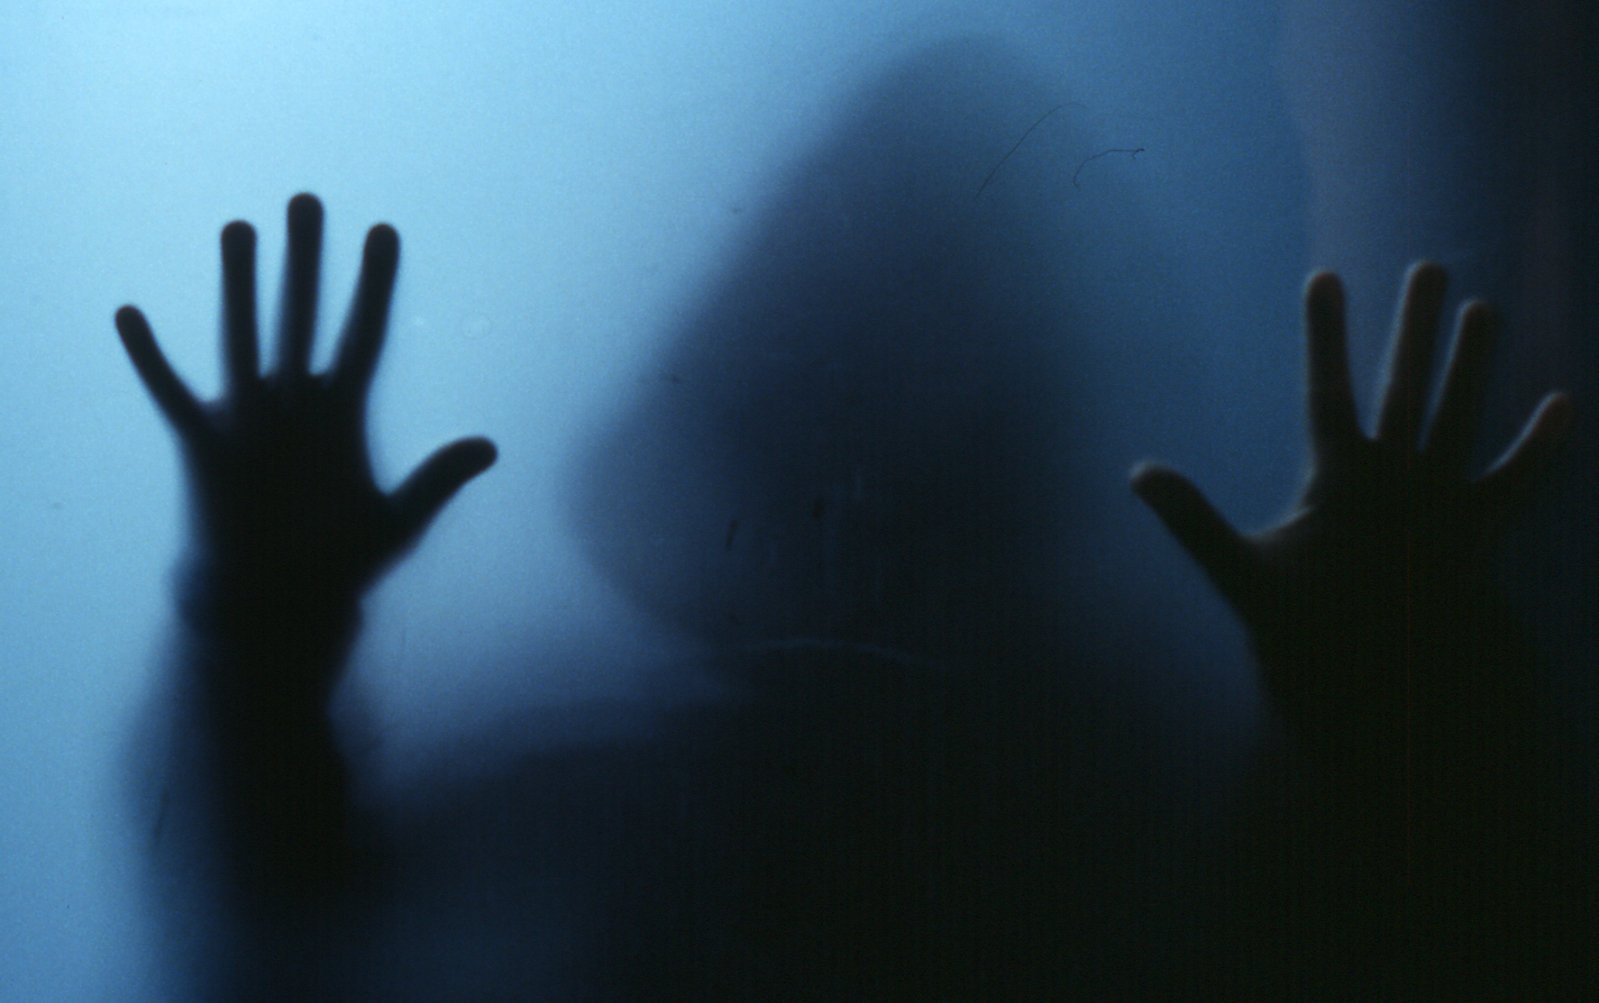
[1423,300,1497,474]
[277,193,324,380]
[331,224,400,404]
[1374,261,1448,447]
[1132,462,1258,613]
[389,437,498,550]
[1305,271,1361,461]
[115,306,209,442]
[1472,392,1573,526]
[220,221,260,398]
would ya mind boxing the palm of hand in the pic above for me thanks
[188,367,398,610]
[117,195,496,630]
[1135,265,1570,771]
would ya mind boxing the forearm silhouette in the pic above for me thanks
[118,195,496,896]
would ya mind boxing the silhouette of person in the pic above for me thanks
[560,37,1202,996]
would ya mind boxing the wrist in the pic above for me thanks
[1255,592,1540,810]
[178,556,361,634]
[176,557,363,710]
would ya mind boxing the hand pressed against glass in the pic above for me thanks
[116,195,496,629]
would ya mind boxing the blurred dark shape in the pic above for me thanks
[126,13,1599,998]
[570,40,1135,665]
[556,35,1202,996]
[132,35,1204,999]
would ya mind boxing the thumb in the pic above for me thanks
[1130,460,1255,611]
[391,436,498,549]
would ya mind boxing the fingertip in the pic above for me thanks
[287,192,324,223]
[359,224,400,285]
[114,304,144,332]
[286,195,325,251]
[461,436,498,474]
[1406,259,1448,294]
[1304,271,1347,333]
[114,306,156,356]
[1129,461,1198,513]
[1129,459,1173,495]
[220,219,255,254]
[425,437,498,492]
[365,223,400,264]
[1458,298,1499,331]
[1305,269,1343,302]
